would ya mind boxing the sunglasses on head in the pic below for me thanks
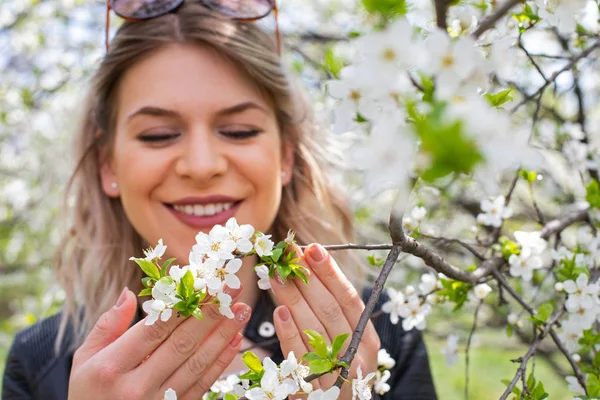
[105,0,280,54]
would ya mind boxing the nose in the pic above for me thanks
[174,128,228,183]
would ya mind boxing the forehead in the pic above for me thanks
[115,43,272,120]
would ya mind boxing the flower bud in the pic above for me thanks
[507,313,518,325]
[572,353,581,363]
[555,282,564,292]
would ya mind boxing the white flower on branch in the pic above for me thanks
[514,231,547,255]
[403,206,427,231]
[280,351,312,394]
[382,288,405,325]
[564,274,597,312]
[551,246,573,262]
[246,358,296,400]
[563,304,597,332]
[563,140,589,170]
[194,227,236,261]
[377,349,396,369]
[476,196,512,227]
[255,265,272,290]
[508,248,543,282]
[418,273,438,295]
[557,323,585,353]
[142,279,178,325]
[210,374,241,395]
[225,217,255,253]
[307,387,340,400]
[352,364,376,400]
[440,333,459,367]
[144,238,166,261]
[254,234,275,257]
[373,370,391,395]
[216,291,235,319]
[207,258,242,294]
[473,283,492,300]
[398,296,432,331]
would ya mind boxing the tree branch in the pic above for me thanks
[472,0,524,39]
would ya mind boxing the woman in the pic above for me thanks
[2,2,437,399]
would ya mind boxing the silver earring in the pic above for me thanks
[111,182,118,189]
[281,171,287,179]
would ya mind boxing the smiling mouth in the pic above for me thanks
[165,201,242,217]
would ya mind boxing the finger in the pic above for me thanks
[273,306,317,391]
[304,244,380,351]
[270,265,328,351]
[177,332,243,400]
[99,286,243,372]
[73,287,137,369]
[159,303,251,393]
[292,247,354,348]
[134,293,245,383]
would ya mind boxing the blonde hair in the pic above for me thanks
[55,2,359,351]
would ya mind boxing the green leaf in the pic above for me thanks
[331,333,349,359]
[173,300,187,312]
[484,89,513,108]
[271,248,283,262]
[531,380,548,399]
[362,0,407,19]
[138,288,152,297]
[242,351,264,374]
[132,258,160,280]
[586,180,600,209]
[192,308,203,321]
[308,359,335,374]
[141,277,153,288]
[182,270,195,298]
[238,370,262,381]
[293,267,309,285]
[324,48,344,79]
[537,303,553,323]
[526,372,536,391]
[587,374,600,397]
[160,257,177,277]
[205,392,219,400]
[224,393,238,400]
[305,330,329,358]
[367,254,385,267]
[277,263,291,281]
[501,378,521,396]
[302,352,325,362]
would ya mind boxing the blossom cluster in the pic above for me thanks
[130,218,276,325]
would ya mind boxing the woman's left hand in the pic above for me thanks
[270,243,381,399]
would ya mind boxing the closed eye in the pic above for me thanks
[137,133,181,142]
[220,129,262,139]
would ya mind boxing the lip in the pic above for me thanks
[170,195,241,205]
[165,200,242,230]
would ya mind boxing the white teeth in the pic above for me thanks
[173,202,234,217]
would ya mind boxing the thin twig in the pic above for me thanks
[465,301,483,400]
[472,0,524,39]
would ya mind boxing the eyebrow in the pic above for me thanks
[126,101,269,123]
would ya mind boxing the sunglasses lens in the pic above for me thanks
[111,0,184,19]
[202,0,273,19]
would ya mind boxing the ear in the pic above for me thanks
[281,139,294,187]
[97,135,120,198]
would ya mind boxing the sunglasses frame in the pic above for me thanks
[105,0,280,54]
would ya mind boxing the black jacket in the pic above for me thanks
[2,289,438,400]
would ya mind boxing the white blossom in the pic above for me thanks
[564,274,597,312]
[144,238,167,261]
[382,288,405,325]
[508,248,543,282]
[377,349,396,369]
[397,296,432,331]
[279,351,312,393]
[255,265,272,290]
[216,291,235,319]
[225,217,255,253]
[473,283,492,300]
[245,358,296,400]
[194,226,237,261]
[142,278,178,325]
[418,273,437,294]
[255,234,275,257]
[440,334,459,367]
[307,387,341,400]
[352,365,376,400]
[373,370,391,395]
[514,231,547,255]
[477,196,512,227]
[207,258,242,294]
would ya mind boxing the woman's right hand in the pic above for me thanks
[68,287,250,400]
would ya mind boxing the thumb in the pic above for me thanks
[73,287,137,369]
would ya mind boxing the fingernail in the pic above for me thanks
[235,304,251,322]
[115,287,128,308]
[309,244,326,262]
[229,333,243,348]
[276,274,286,286]
[277,306,290,322]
